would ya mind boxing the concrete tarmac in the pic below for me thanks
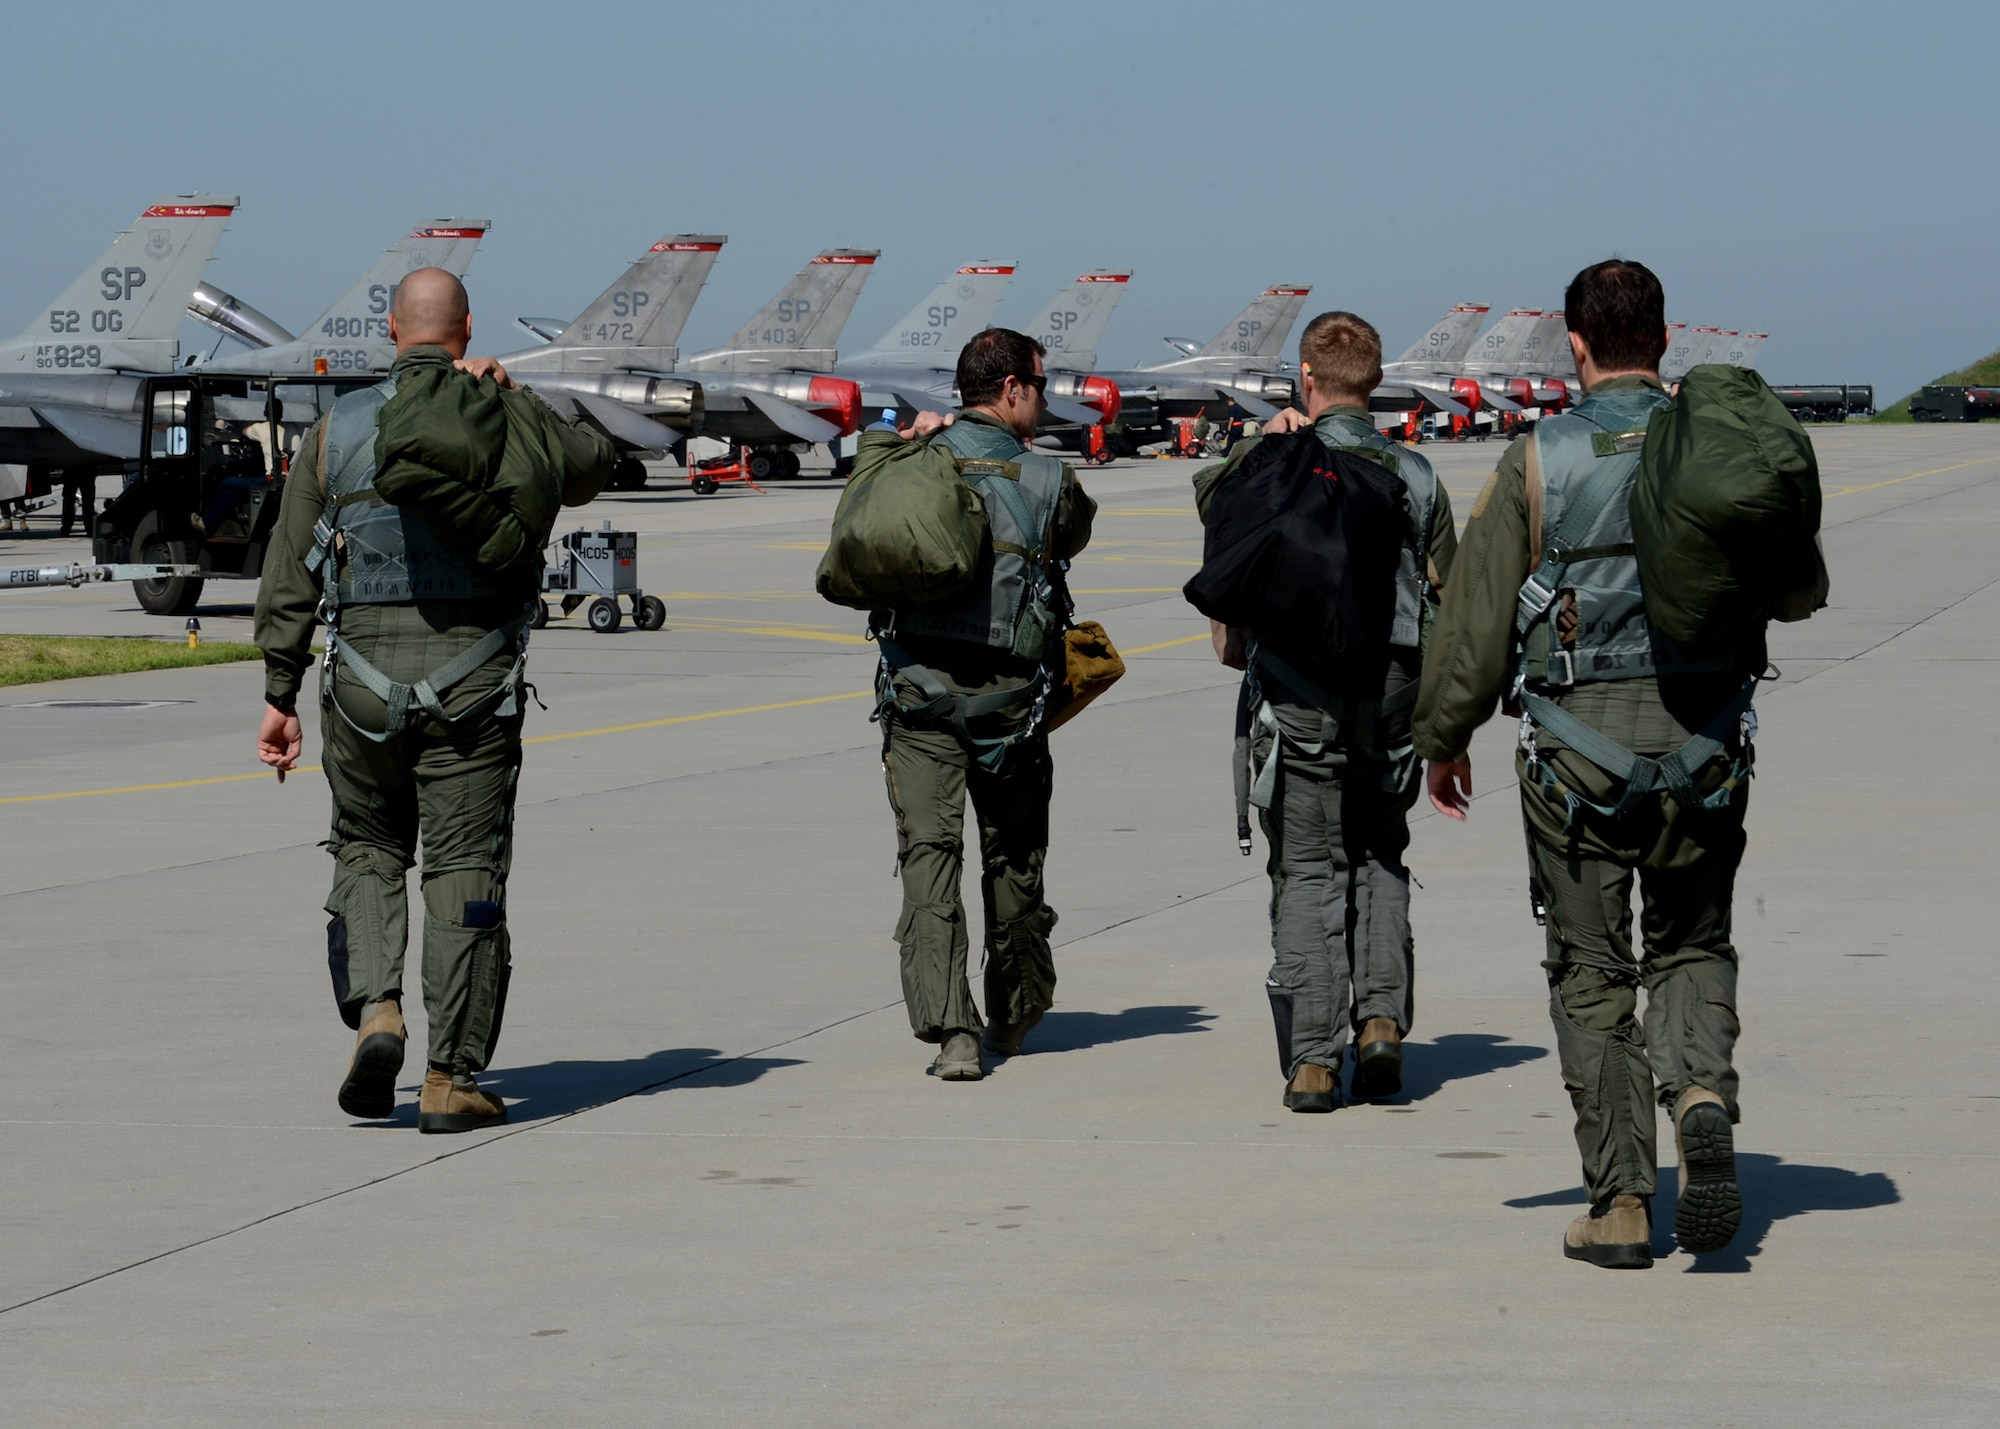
[0,428,1994,1425]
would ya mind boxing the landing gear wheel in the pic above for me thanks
[613,456,648,491]
[635,595,666,631]
[587,597,621,634]
[776,450,801,480]
[130,511,205,616]
[692,475,718,495]
[530,600,550,629]
[748,452,777,481]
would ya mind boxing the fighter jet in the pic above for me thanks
[1372,304,1507,425]
[186,220,490,375]
[489,233,722,465]
[680,248,878,479]
[1097,284,1311,439]
[0,196,237,479]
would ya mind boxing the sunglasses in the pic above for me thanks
[1013,373,1048,395]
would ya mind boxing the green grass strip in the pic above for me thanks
[0,635,262,688]
[1874,348,2000,423]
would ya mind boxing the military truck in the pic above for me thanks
[1908,385,2000,423]
[93,372,371,615]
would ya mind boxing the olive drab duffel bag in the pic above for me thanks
[1182,429,1408,699]
[1631,364,1830,650]
[815,429,989,610]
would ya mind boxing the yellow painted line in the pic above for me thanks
[0,766,323,805]
[1096,554,1201,568]
[1102,507,1196,516]
[1825,454,2000,499]
[663,620,867,646]
[524,690,871,745]
[764,542,828,551]
[1119,632,1211,655]
[3,633,1223,804]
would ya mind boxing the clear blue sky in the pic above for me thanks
[1,0,1988,401]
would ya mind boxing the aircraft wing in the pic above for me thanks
[1405,378,1515,414]
[539,388,675,452]
[1376,382,1469,418]
[1043,396,1104,427]
[1216,386,1282,420]
[33,404,144,460]
[884,387,955,416]
[744,391,841,444]
[516,317,568,344]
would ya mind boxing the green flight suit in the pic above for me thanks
[1195,408,1458,1080]
[1412,375,1756,1205]
[255,347,614,1073]
[877,412,1096,1042]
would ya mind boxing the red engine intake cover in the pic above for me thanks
[1540,378,1570,410]
[806,375,864,436]
[1507,378,1537,409]
[1451,377,1483,412]
[1080,374,1122,426]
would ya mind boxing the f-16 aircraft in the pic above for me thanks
[186,220,490,376]
[490,233,723,473]
[831,260,1033,413]
[0,196,238,478]
[1096,283,1310,443]
[1373,304,1510,422]
[681,248,879,479]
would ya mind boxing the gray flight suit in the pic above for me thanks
[1197,409,1455,1082]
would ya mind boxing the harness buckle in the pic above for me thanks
[1516,573,1557,628]
[1547,648,1576,687]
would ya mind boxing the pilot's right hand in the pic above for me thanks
[258,706,303,783]
[1262,407,1309,435]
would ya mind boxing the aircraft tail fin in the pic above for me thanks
[292,218,491,349]
[1390,304,1490,367]
[557,234,727,369]
[1020,270,1131,372]
[1463,309,1541,369]
[6,196,237,372]
[861,261,1015,355]
[1197,284,1310,359]
[718,248,879,366]
[1731,332,1768,369]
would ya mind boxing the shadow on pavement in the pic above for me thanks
[1023,1005,1215,1055]
[1392,1033,1548,1103]
[1503,1154,1901,1271]
[472,1047,805,1125]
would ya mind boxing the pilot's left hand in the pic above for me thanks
[1262,407,1309,435]
[455,356,517,389]
[900,410,954,440]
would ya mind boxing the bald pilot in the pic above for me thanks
[254,269,614,1130]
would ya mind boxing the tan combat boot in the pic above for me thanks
[932,1030,984,1082]
[1563,1193,1653,1269]
[1351,1017,1404,1100]
[1674,1086,1742,1253]
[418,1068,508,1134]
[337,998,406,1120]
[1284,1062,1338,1114]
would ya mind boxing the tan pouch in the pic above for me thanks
[1044,620,1125,733]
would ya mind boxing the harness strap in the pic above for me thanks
[874,635,1048,772]
[1514,427,1633,640]
[326,615,529,743]
[1519,678,1756,826]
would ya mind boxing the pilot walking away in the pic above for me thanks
[254,269,613,1131]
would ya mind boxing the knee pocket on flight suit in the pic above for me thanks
[325,843,413,1029]
[420,871,511,1074]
